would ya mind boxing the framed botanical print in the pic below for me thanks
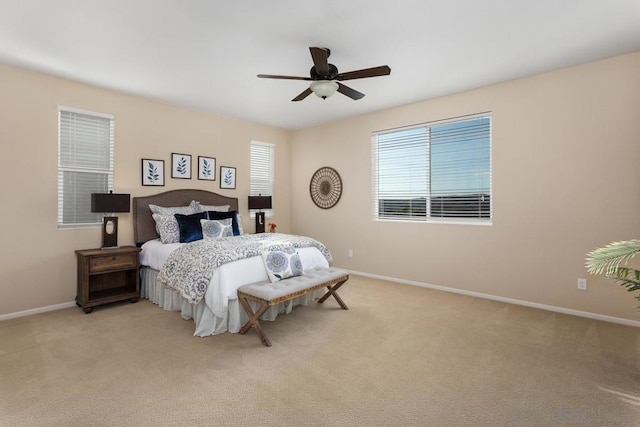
[171,153,192,179]
[219,166,236,189]
[141,159,165,186]
[198,156,216,181]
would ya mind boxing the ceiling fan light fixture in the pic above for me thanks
[310,80,338,99]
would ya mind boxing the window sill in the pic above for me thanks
[374,218,492,226]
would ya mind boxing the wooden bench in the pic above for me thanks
[237,267,349,347]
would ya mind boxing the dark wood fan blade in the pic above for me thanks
[309,47,329,76]
[336,65,391,81]
[257,74,312,81]
[337,82,365,100]
[292,88,313,102]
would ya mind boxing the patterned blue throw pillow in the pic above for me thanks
[261,248,303,282]
[207,211,241,236]
[152,213,181,244]
[200,219,234,239]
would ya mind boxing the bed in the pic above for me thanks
[132,189,332,336]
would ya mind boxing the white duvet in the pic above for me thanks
[139,238,330,333]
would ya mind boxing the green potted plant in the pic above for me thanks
[586,240,640,303]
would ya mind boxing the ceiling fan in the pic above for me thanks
[257,47,391,102]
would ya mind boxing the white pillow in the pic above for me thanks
[149,200,199,215]
[196,203,230,213]
[261,248,303,282]
[200,218,234,239]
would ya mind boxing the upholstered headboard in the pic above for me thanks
[132,189,239,246]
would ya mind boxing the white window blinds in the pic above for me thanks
[372,113,491,222]
[58,107,114,226]
[250,141,274,217]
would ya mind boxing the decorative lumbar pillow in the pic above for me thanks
[149,200,199,216]
[152,213,181,244]
[235,212,244,235]
[175,212,208,243]
[207,210,241,236]
[196,203,230,213]
[201,218,234,239]
[261,248,303,282]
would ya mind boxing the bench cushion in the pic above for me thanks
[238,267,348,302]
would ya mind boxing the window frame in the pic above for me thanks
[57,106,115,228]
[372,112,492,225]
[249,140,275,219]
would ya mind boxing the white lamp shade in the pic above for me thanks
[310,81,338,99]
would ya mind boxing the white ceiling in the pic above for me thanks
[1,0,639,130]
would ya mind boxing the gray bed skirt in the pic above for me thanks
[140,266,319,337]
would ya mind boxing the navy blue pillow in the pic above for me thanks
[174,212,208,243]
[207,210,240,236]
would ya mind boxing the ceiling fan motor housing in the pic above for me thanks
[310,63,339,80]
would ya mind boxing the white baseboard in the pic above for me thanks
[3,271,640,328]
[0,301,77,322]
[343,268,640,328]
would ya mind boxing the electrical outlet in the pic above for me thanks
[577,278,587,290]
[348,249,353,257]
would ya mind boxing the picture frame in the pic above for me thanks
[219,166,236,189]
[198,156,216,181]
[171,153,192,179]
[141,159,165,186]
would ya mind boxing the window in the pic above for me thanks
[372,113,491,222]
[250,141,274,217]
[58,107,114,226]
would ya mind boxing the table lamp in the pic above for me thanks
[248,195,272,233]
[91,191,131,248]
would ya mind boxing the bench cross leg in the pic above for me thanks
[238,296,273,347]
[317,278,349,310]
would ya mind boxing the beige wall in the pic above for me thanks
[0,64,290,316]
[2,52,640,322]
[291,53,640,321]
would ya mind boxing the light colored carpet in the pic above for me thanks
[1,275,639,426]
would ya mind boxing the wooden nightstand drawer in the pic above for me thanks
[89,253,137,273]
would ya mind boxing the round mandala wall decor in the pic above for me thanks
[309,166,342,209]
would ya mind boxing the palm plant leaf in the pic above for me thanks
[608,275,640,297]
[585,240,640,276]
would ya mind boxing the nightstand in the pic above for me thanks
[75,246,141,313]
